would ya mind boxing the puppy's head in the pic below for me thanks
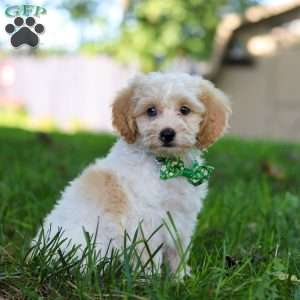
[112,72,231,155]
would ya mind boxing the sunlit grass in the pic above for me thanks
[0,107,90,133]
[0,127,300,299]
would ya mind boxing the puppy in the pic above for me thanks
[34,72,231,273]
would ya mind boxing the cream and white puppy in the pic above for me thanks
[34,72,231,273]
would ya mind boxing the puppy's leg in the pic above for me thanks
[125,223,164,274]
[136,244,163,274]
[32,166,129,260]
[164,246,191,278]
[163,225,192,277]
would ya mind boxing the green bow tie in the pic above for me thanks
[156,156,214,186]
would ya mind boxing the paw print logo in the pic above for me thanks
[5,16,45,48]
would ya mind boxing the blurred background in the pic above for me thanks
[0,0,299,140]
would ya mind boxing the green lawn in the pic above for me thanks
[1,127,300,299]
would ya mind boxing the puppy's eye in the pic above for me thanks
[146,106,157,117]
[180,106,191,115]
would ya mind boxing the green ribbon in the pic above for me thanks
[156,156,214,186]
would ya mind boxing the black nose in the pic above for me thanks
[159,128,176,144]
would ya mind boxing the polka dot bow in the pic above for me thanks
[156,156,214,186]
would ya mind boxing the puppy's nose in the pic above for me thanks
[159,128,176,143]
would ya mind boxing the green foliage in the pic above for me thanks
[97,0,259,71]
[59,0,260,67]
[1,128,300,298]
[61,0,98,21]
[103,0,225,71]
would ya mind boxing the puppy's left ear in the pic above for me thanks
[196,79,231,150]
[112,85,137,144]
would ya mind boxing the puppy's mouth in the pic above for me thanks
[161,142,176,148]
[150,142,189,156]
[146,138,193,155]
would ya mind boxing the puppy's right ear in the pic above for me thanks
[112,86,137,144]
[196,79,231,150]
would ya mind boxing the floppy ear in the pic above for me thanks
[112,86,137,144]
[196,79,231,150]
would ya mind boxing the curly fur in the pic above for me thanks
[34,72,231,274]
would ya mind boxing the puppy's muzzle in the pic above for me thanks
[159,128,176,146]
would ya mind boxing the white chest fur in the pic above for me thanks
[37,140,208,271]
[100,140,208,244]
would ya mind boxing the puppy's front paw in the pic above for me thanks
[176,265,191,280]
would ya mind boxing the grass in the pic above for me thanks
[0,126,300,299]
[0,107,88,132]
